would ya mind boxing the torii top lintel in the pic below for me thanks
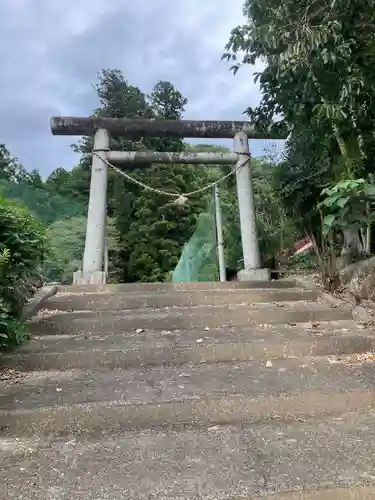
[50,117,284,140]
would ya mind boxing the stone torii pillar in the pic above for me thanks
[73,129,109,285]
[234,131,270,281]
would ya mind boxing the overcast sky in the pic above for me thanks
[0,0,279,177]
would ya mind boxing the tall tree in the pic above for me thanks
[148,80,187,152]
[45,167,71,195]
[0,144,28,183]
[71,69,154,214]
[26,169,44,190]
[118,80,207,282]
[224,0,375,261]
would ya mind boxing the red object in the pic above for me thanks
[293,236,313,255]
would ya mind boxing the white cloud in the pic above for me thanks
[0,0,269,176]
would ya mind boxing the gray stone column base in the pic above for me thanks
[73,271,107,285]
[237,268,271,282]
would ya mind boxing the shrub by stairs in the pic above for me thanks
[1,280,375,499]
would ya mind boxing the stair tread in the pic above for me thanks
[2,388,375,437]
[27,303,352,335]
[1,358,374,411]
[40,300,333,313]
[2,411,375,499]
[45,288,320,310]
[58,280,299,294]
[13,323,372,352]
[2,323,372,372]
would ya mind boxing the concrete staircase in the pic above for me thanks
[1,280,375,499]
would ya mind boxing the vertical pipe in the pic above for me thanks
[82,129,110,275]
[104,228,109,283]
[233,131,261,269]
[366,173,374,254]
[365,218,371,254]
[187,256,192,282]
[214,185,226,281]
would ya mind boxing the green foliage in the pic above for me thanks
[44,216,120,284]
[0,299,27,352]
[220,158,298,269]
[0,178,86,224]
[0,143,29,183]
[45,167,86,201]
[44,216,86,283]
[224,0,375,246]
[274,130,337,236]
[252,159,298,264]
[0,196,46,350]
[288,252,318,272]
[318,178,375,236]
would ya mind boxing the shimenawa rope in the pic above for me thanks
[91,151,250,205]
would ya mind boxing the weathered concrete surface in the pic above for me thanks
[2,281,375,498]
[2,413,375,499]
[237,267,271,281]
[338,256,375,304]
[106,150,236,165]
[1,390,375,436]
[27,303,352,336]
[50,116,285,139]
[2,358,374,412]
[340,255,375,284]
[58,279,298,294]
[44,288,320,311]
[2,327,375,371]
[266,488,375,499]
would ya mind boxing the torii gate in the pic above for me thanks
[50,116,281,285]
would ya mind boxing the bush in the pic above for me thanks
[0,196,46,350]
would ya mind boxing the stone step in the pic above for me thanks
[270,489,375,500]
[1,389,374,437]
[1,358,372,410]
[58,280,298,295]
[2,412,375,498]
[1,358,375,435]
[3,325,375,371]
[45,287,320,311]
[28,303,352,335]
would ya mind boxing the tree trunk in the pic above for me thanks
[337,227,365,270]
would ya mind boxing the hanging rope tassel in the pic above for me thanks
[174,194,188,205]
